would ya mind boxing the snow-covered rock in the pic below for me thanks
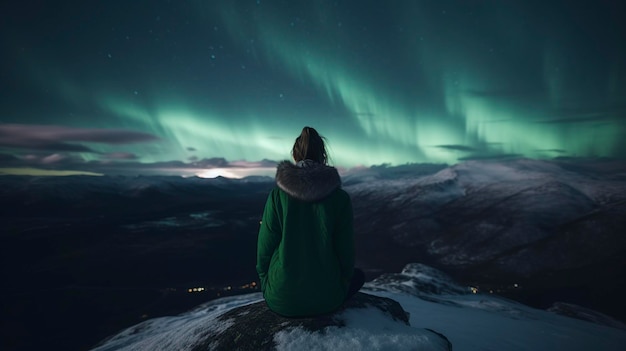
[92,263,626,351]
[365,263,469,296]
[92,292,452,351]
[366,263,626,351]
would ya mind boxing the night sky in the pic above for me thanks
[1,1,624,177]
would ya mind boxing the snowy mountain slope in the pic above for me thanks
[367,263,626,351]
[345,159,626,291]
[92,263,626,351]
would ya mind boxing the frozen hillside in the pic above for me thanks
[92,263,626,351]
[347,158,626,270]
[345,159,626,317]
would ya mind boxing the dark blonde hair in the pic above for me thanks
[291,126,328,164]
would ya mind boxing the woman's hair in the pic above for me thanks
[291,126,328,164]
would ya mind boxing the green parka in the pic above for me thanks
[256,160,355,317]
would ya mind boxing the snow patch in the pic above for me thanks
[274,306,447,351]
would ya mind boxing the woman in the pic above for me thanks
[256,126,365,317]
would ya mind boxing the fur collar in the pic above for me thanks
[275,160,341,202]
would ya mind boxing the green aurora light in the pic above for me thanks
[0,1,624,174]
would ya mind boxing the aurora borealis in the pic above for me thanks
[1,1,624,176]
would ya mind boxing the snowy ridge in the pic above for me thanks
[365,263,469,296]
[345,158,626,281]
[93,263,626,351]
[93,294,264,351]
[362,263,626,351]
[92,291,451,351]
[370,288,626,351]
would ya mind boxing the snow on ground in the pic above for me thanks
[364,263,626,350]
[93,285,626,351]
[273,307,448,351]
[375,289,626,351]
[91,294,264,351]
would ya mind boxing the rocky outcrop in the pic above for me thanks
[94,292,452,351]
[366,263,470,296]
[193,292,452,350]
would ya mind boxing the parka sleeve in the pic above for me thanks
[256,189,282,292]
[334,191,355,290]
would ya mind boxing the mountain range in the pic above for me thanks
[1,158,625,350]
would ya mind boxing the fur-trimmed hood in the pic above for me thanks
[275,160,341,202]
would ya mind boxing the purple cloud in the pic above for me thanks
[230,159,277,168]
[41,154,68,164]
[84,158,278,177]
[190,157,230,168]
[13,152,87,166]
[0,124,160,152]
